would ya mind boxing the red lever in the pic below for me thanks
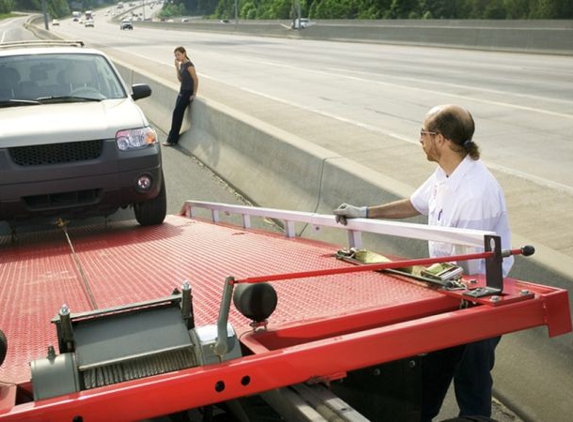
[233,245,534,285]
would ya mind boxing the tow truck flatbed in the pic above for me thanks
[0,202,570,421]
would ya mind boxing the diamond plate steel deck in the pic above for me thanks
[0,215,441,385]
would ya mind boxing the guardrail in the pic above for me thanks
[182,200,539,304]
[181,200,493,250]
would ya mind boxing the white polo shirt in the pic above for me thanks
[410,156,514,277]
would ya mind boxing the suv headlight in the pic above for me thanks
[116,127,157,151]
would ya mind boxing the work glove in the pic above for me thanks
[333,203,368,225]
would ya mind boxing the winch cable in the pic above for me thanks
[57,219,98,310]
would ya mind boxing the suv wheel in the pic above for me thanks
[134,177,167,226]
[0,329,7,367]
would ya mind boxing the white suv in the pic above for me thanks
[0,40,166,226]
[120,19,134,30]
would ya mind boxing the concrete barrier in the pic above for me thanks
[137,19,573,55]
[29,14,573,55]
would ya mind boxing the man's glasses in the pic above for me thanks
[420,129,438,137]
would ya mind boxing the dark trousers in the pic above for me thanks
[167,90,192,144]
[454,336,501,418]
[420,336,501,422]
[421,345,465,422]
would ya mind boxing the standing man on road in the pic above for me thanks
[334,104,514,421]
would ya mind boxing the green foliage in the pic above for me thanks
[159,1,186,18]
[501,0,528,18]
[386,0,419,19]
[249,0,571,20]
[16,0,40,11]
[1,0,16,15]
[420,0,470,19]
[529,0,572,18]
[160,0,218,17]
[48,0,70,18]
[214,0,234,19]
[483,0,506,18]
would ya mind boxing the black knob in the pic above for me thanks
[521,245,535,256]
[233,283,278,323]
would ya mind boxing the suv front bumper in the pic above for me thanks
[0,140,163,221]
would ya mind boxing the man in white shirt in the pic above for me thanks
[334,104,513,421]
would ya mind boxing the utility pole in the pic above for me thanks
[291,0,302,29]
[42,0,49,29]
[235,0,238,27]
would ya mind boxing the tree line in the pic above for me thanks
[183,0,573,20]
[3,0,572,20]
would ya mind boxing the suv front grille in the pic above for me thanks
[10,140,104,166]
[24,189,102,210]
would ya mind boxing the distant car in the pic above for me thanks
[292,18,312,29]
[85,19,94,27]
[52,19,60,26]
[120,20,133,30]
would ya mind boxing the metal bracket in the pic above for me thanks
[463,235,503,299]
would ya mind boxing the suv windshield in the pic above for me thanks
[0,53,127,103]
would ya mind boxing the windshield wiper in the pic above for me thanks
[37,95,103,103]
[0,99,41,108]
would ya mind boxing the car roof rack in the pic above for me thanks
[0,40,85,50]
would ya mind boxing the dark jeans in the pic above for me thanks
[420,336,501,422]
[454,336,501,418]
[167,90,192,144]
[421,345,466,422]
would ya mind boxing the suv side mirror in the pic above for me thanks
[131,84,152,101]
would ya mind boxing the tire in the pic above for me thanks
[0,329,7,367]
[134,177,167,226]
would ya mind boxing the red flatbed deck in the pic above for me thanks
[0,210,570,421]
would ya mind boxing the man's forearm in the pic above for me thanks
[367,199,420,219]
